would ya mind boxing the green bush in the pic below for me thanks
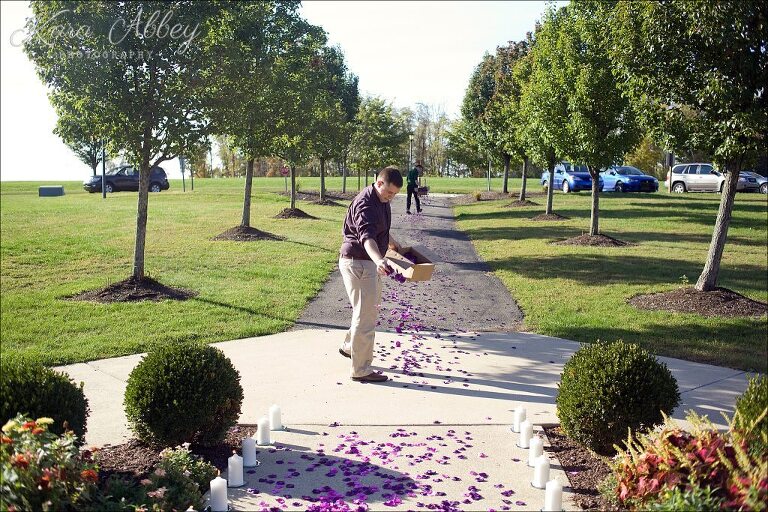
[124,343,243,447]
[159,444,217,493]
[734,375,767,456]
[556,340,680,454]
[0,358,89,442]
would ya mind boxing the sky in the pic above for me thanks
[0,1,557,182]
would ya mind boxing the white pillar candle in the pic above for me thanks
[532,455,550,489]
[269,404,283,430]
[517,419,533,448]
[242,435,257,467]
[209,474,228,512]
[227,451,244,487]
[544,479,563,511]
[512,406,527,433]
[256,416,271,445]
[528,435,543,467]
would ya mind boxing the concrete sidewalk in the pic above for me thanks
[58,328,751,511]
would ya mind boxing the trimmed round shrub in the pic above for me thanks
[124,343,243,447]
[0,357,89,442]
[734,375,767,454]
[556,340,680,454]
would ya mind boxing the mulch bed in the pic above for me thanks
[212,225,284,242]
[628,287,768,318]
[66,277,197,303]
[277,190,357,202]
[530,213,569,221]
[543,426,616,511]
[94,425,259,481]
[504,200,540,208]
[552,234,632,247]
[274,208,318,219]
[310,199,343,207]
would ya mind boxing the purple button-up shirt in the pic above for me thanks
[340,184,391,260]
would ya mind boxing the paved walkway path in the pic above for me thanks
[294,193,524,333]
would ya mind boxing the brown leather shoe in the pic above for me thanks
[352,372,388,383]
[339,348,351,358]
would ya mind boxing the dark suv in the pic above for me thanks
[83,165,170,193]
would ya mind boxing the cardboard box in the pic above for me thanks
[385,246,435,281]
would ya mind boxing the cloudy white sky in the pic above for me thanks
[1,1,556,182]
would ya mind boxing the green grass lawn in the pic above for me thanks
[2,178,766,372]
[1,179,347,365]
[454,190,768,373]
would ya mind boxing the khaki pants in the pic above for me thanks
[339,258,382,378]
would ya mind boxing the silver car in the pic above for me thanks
[739,171,767,194]
[667,163,724,193]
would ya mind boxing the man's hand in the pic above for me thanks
[375,258,390,276]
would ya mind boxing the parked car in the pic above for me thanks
[739,171,767,194]
[600,165,659,193]
[541,161,603,193]
[666,163,760,193]
[83,165,170,193]
[667,163,724,193]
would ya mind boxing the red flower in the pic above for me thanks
[31,427,44,435]
[80,469,98,483]
[21,421,36,431]
[1,436,12,444]
[11,454,29,469]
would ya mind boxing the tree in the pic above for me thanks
[555,3,641,235]
[609,1,768,291]
[350,97,409,190]
[625,134,664,178]
[446,118,487,176]
[519,6,571,215]
[488,37,534,198]
[25,2,220,281]
[51,95,105,176]
[207,1,312,225]
[308,45,359,202]
[460,53,497,187]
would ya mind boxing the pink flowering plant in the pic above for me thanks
[0,414,99,512]
[608,411,768,510]
[95,444,207,512]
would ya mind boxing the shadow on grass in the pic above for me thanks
[463,225,766,248]
[545,322,766,373]
[483,252,766,292]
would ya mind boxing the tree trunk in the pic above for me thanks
[290,165,296,210]
[544,153,556,215]
[589,165,600,236]
[695,160,741,291]
[241,157,254,227]
[132,159,151,280]
[357,169,361,191]
[320,157,326,202]
[342,153,348,194]
[519,157,528,202]
[502,153,510,194]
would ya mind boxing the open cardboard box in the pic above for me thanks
[384,245,435,281]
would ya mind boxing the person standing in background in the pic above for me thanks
[406,163,422,214]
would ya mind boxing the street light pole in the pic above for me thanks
[409,134,413,172]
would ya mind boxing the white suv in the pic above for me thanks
[667,163,725,193]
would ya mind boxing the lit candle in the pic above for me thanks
[532,455,550,489]
[256,416,271,445]
[528,435,543,467]
[209,473,228,512]
[512,406,527,433]
[243,435,257,467]
[269,404,283,430]
[544,479,563,511]
[517,419,532,448]
[227,450,244,487]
